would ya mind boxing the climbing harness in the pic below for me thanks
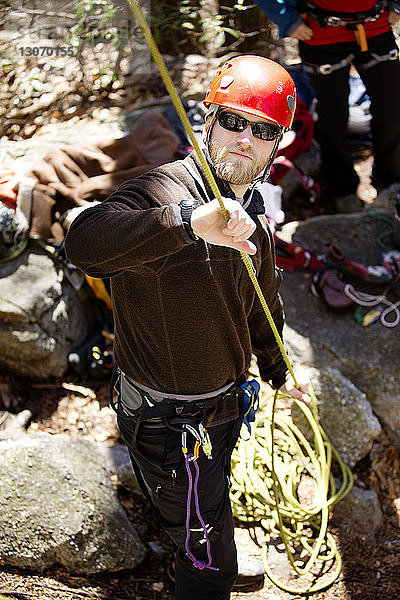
[325,243,392,285]
[300,0,385,52]
[125,0,353,591]
[303,47,399,77]
[299,0,385,29]
[302,53,355,76]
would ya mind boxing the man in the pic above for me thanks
[65,55,309,599]
[254,0,400,212]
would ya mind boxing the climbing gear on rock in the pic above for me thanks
[274,235,324,272]
[345,283,400,327]
[310,268,355,312]
[326,243,393,284]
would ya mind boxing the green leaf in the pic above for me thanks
[181,21,195,29]
[223,27,241,39]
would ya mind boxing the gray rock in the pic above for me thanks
[0,409,32,437]
[289,210,395,265]
[99,443,142,495]
[280,212,400,443]
[0,434,146,574]
[0,244,94,378]
[331,485,383,545]
[291,367,382,468]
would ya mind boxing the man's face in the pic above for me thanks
[208,108,279,186]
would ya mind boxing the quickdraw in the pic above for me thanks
[181,424,217,571]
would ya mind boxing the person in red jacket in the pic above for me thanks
[255,0,400,212]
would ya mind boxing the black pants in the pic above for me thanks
[299,31,400,196]
[117,410,244,600]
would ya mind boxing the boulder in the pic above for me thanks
[0,433,146,574]
[0,244,94,378]
[280,211,400,443]
[291,367,382,468]
[99,443,142,495]
[331,485,383,545]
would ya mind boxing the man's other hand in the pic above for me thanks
[279,378,311,404]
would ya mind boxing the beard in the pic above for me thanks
[209,139,270,185]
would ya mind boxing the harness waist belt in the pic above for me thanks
[299,0,384,27]
[120,371,235,414]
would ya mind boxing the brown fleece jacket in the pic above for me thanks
[64,151,287,395]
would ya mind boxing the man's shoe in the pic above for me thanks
[234,554,265,592]
[166,553,265,593]
[334,193,364,213]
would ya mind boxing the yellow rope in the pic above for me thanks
[126,1,354,593]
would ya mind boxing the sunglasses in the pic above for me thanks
[216,110,282,141]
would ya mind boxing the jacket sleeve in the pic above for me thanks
[247,224,288,389]
[253,0,303,38]
[64,172,192,278]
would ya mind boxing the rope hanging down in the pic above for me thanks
[126,0,353,593]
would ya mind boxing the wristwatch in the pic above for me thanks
[179,199,200,241]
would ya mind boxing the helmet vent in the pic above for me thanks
[220,75,234,89]
[287,95,295,110]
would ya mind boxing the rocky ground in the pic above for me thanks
[1,24,400,600]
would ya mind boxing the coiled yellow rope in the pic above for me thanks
[231,386,353,593]
[126,0,354,592]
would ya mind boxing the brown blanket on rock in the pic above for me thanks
[25,110,179,241]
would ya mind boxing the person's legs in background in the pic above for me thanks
[357,30,400,192]
[299,41,363,212]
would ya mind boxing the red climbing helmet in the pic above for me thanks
[204,55,296,130]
